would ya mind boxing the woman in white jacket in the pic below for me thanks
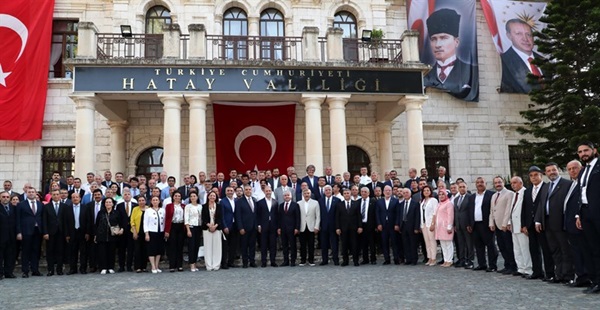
[420,185,439,266]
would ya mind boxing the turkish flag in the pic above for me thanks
[213,102,296,174]
[0,0,55,140]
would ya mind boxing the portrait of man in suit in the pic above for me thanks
[423,8,479,102]
[500,19,544,93]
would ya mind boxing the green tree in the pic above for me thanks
[518,0,600,167]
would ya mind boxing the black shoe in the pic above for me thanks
[221,266,229,270]
[118,267,125,273]
[319,262,328,266]
[501,269,513,275]
[548,277,562,284]
[90,268,97,273]
[360,261,369,265]
[5,273,16,279]
[290,263,296,267]
[354,262,360,266]
[261,263,267,268]
[575,279,593,287]
[464,264,474,269]
[394,260,400,265]
[80,270,87,275]
[22,273,29,278]
[169,269,176,273]
[333,261,340,266]
[383,261,391,265]
[341,262,349,267]
[512,272,523,276]
[437,260,444,265]
[583,284,600,294]
[242,265,248,269]
[525,273,542,280]
[271,263,278,267]
[454,262,465,268]
[249,263,257,268]
[486,268,497,272]
[496,268,508,274]
[32,271,42,276]
[371,261,377,265]
[47,271,54,277]
[281,262,290,267]
[127,267,134,272]
[178,268,184,272]
[422,258,428,263]
[473,265,487,271]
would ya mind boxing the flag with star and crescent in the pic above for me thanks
[0,0,55,140]
[213,102,296,174]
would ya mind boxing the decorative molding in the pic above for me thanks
[498,122,526,138]
[43,121,75,130]
[423,122,459,137]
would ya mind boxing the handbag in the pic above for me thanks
[106,213,121,236]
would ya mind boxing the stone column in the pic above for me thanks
[71,94,101,179]
[327,95,350,174]
[301,95,326,175]
[326,27,344,61]
[158,94,184,184]
[248,16,259,60]
[188,24,206,59]
[187,95,210,176]
[376,121,393,173]
[107,120,128,175]
[402,95,427,171]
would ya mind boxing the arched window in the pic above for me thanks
[145,5,172,34]
[223,8,248,60]
[259,8,285,60]
[136,147,164,180]
[333,11,357,38]
[347,146,371,178]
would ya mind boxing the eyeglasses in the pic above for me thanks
[0,196,10,198]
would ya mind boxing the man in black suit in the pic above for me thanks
[101,170,113,189]
[358,187,377,264]
[468,177,498,271]
[86,189,104,273]
[42,190,68,276]
[500,19,543,93]
[575,142,600,293]
[367,172,384,198]
[336,188,363,266]
[63,192,89,274]
[278,190,300,267]
[454,181,474,268]
[395,188,421,265]
[535,162,573,283]
[211,173,228,199]
[564,160,591,287]
[376,185,401,265]
[423,8,478,101]
[403,168,418,189]
[235,185,258,268]
[68,178,86,200]
[301,165,320,197]
[116,189,137,272]
[0,191,17,279]
[257,186,278,267]
[521,166,552,280]
[318,185,340,265]
[114,172,130,196]
[16,187,44,277]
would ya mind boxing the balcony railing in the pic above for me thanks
[97,33,163,59]
[205,35,302,61]
[344,38,403,64]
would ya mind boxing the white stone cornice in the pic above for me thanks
[423,122,459,138]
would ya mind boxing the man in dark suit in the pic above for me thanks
[403,168,418,189]
[178,175,194,201]
[564,160,591,287]
[468,177,498,271]
[423,9,478,102]
[336,188,363,266]
[453,181,474,268]
[535,162,573,283]
[314,176,327,201]
[86,189,104,273]
[68,178,86,200]
[576,142,600,293]
[358,187,377,264]
[301,165,320,196]
[0,191,17,278]
[16,187,44,277]
[267,168,282,190]
[235,185,258,268]
[318,185,340,265]
[116,189,137,272]
[278,190,300,266]
[323,166,335,185]
[45,171,68,195]
[395,188,421,265]
[63,192,89,275]
[101,170,113,189]
[220,186,238,269]
[211,173,227,199]
[521,166,552,280]
[256,186,278,267]
[42,190,68,276]
[376,185,401,265]
[500,19,543,93]
[367,173,384,198]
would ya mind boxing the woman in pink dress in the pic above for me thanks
[434,190,454,267]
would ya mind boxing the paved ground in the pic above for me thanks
[2,257,600,309]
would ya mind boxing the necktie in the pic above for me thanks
[326,198,330,212]
[438,60,455,82]
[511,192,519,213]
[55,202,59,214]
[581,164,591,187]
[546,182,555,215]
[284,202,288,213]
[361,199,366,221]
[74,205,80,229]
[95,203,100,221]
[320,188,323,196]
[532,185,539,201]
[528,57,541,77]
[403,200,409,221]
[346,201,350,211]
[5,205,9,215]
[126,202,130,216]
[69,185,73,191]
[248,198,254,212]
[30,201,36,214]
[494,192,501,204]
[185,186,189,196]
[457,195,464,209]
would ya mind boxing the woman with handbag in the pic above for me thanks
[201,191,223,271]
[144,196,165,273]
[164,191,186,272]
[95,197,123,274]
[130,195,148,273]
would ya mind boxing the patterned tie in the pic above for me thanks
[532,185,539,201]
[528,57,542,77]
[361,199,366,221]
[438,61,456,82]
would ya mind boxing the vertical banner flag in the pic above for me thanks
[408,0,479,102]
[481,0,547,94]
[0,0,55,140]
[213,103,296,174]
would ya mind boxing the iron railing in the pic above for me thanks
[343,38,403,64]
[205,35,303,61]
[97,33,163,59]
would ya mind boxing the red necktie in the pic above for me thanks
[438,61,456,82]
[528,57,541,77]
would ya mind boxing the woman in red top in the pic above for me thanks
[164,191,186,272]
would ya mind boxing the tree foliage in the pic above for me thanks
[517,0,600,167]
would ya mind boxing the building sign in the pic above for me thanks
[73,66,424,95]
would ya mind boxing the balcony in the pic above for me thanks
[74,22,422,67]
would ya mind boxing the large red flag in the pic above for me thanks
[0,0,55,140]
[213,103,296,174]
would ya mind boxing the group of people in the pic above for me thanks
[1,142,600,295]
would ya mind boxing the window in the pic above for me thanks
[334,11,358,62]
[136,147,164,180]
[41,147,75,191]
[424,145,450,178]
[223,8,248,60]
[50,20,78,78]
[259,8,285,60]
[509,145,534,186]
[145,5,171,58]
[347,146,370,178]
